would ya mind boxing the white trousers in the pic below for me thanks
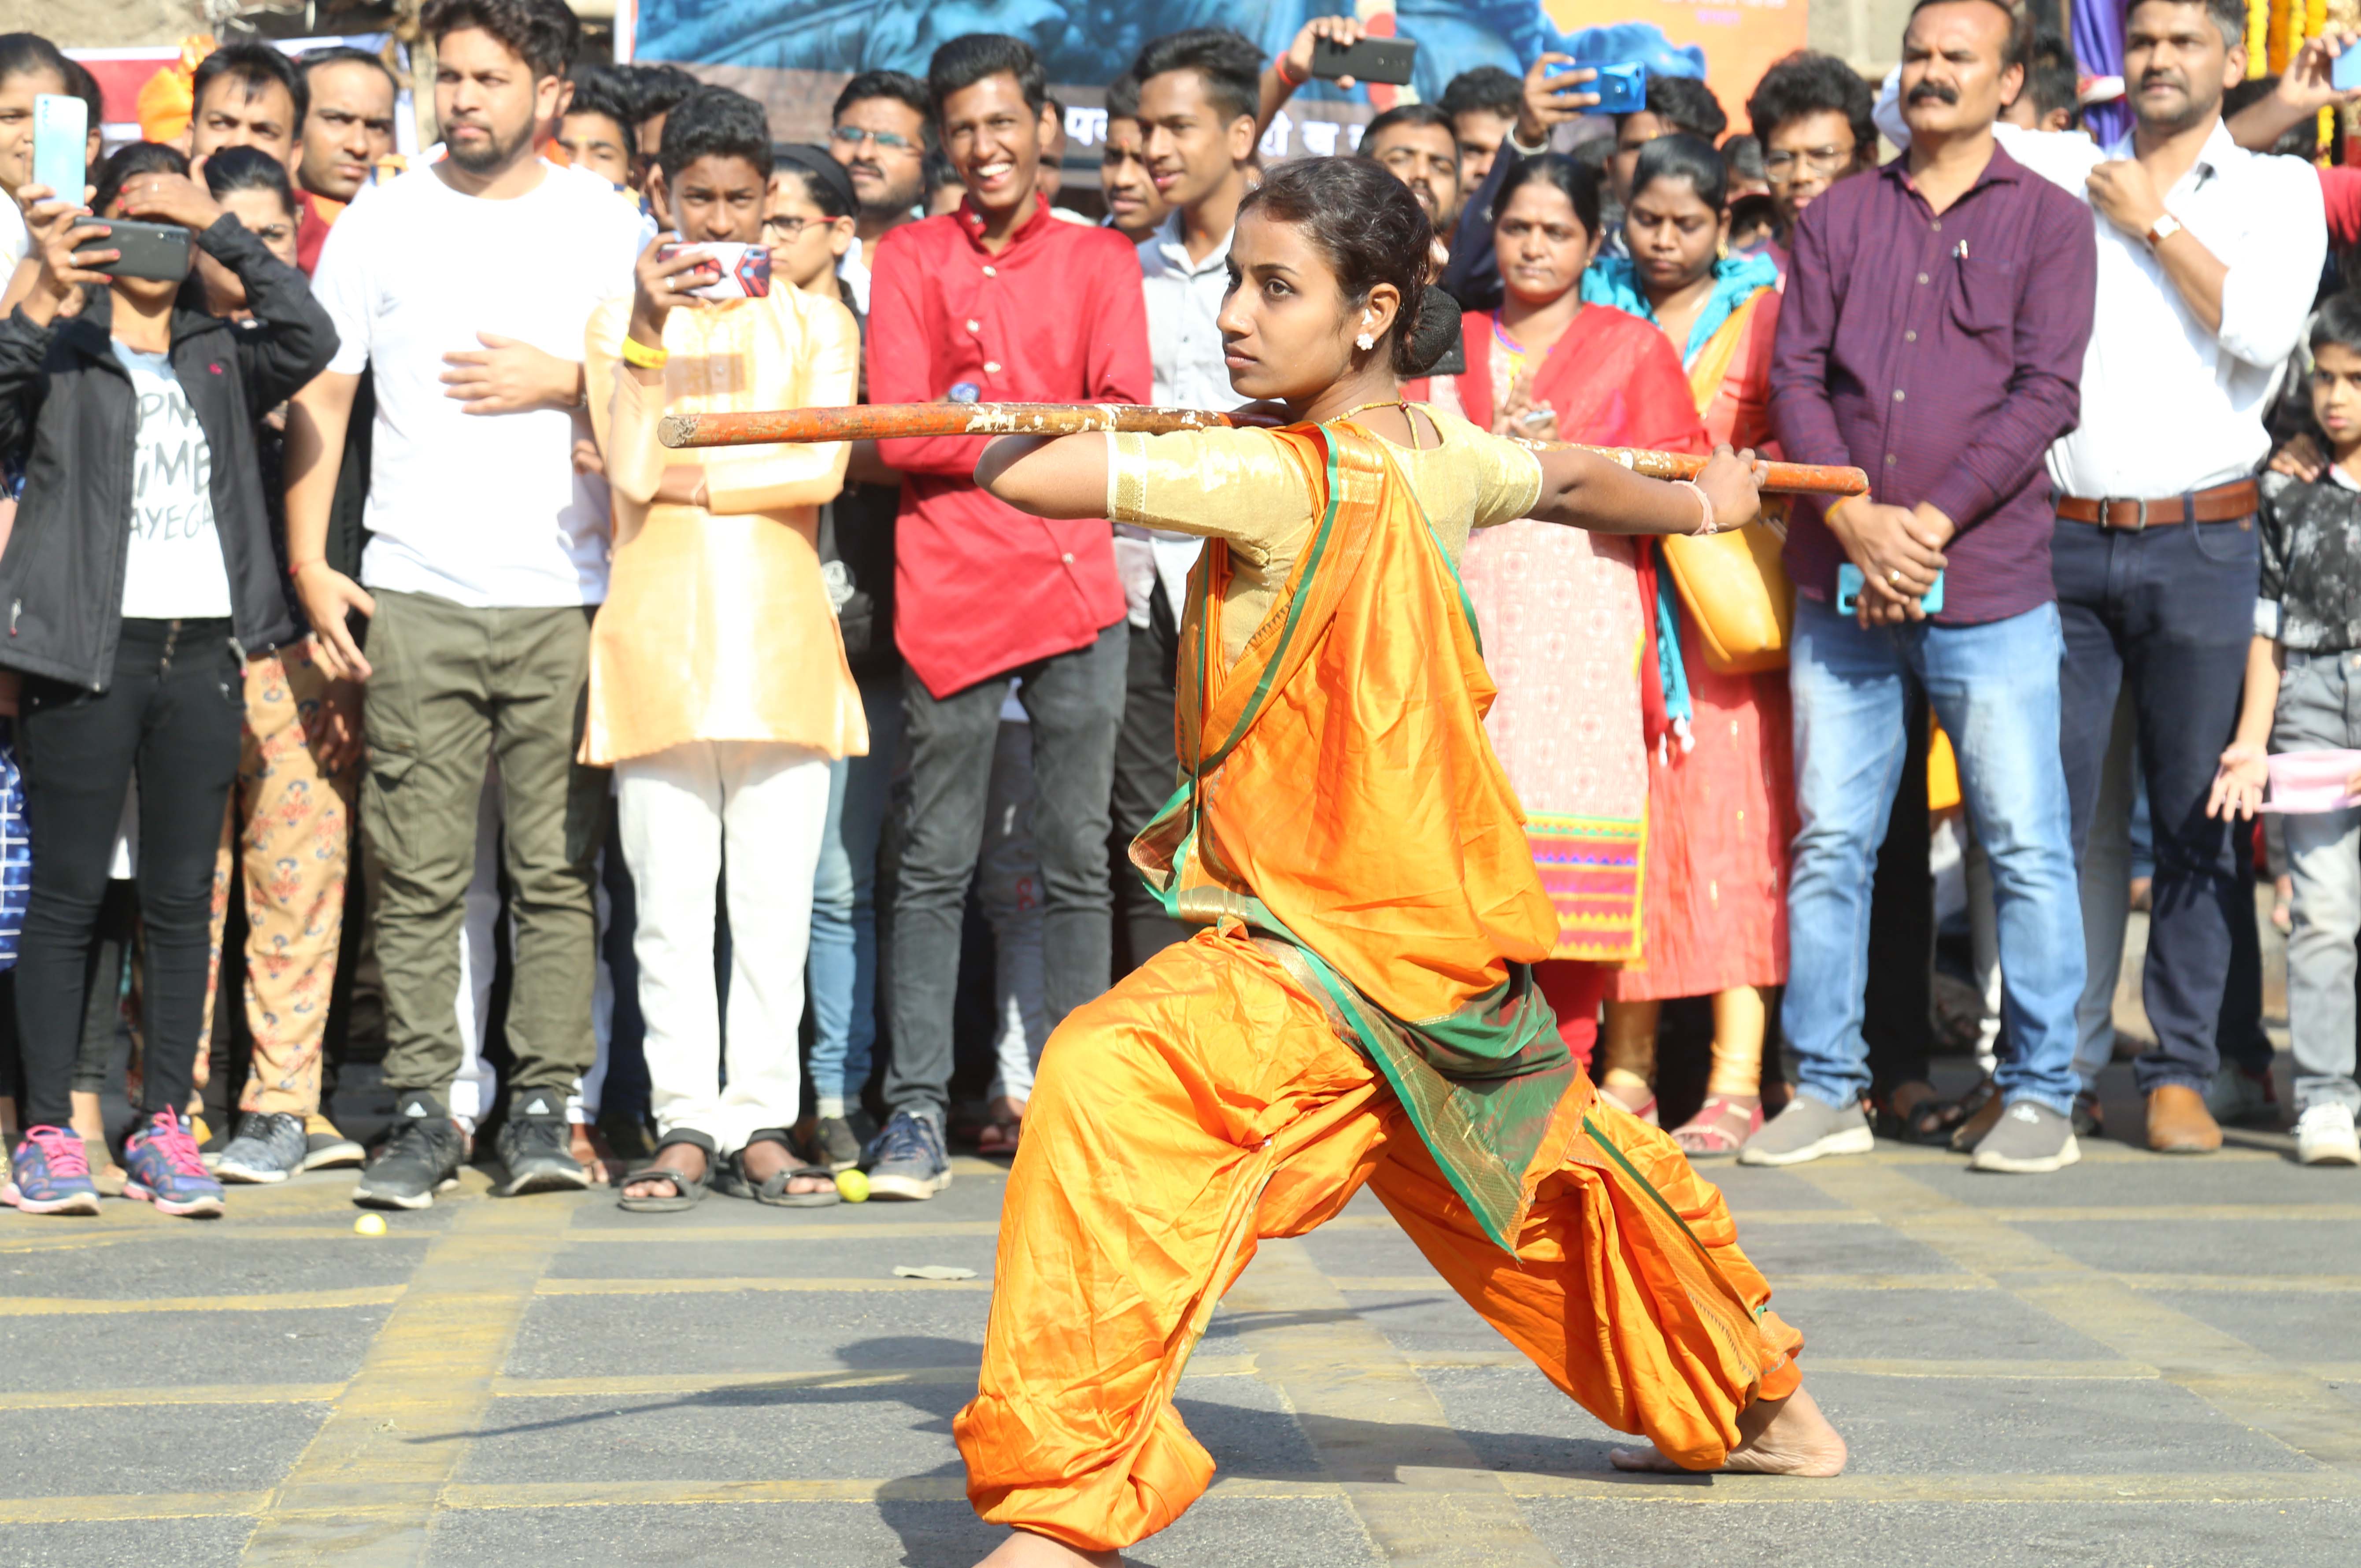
[618,740,831,1154]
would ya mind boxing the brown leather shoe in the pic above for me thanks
[2144,1084,2222,1154]
[1947,1087,2007,1154]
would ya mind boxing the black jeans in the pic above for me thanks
[15,618,244,1127]
[885,623,1126,1119]
[1865,689,1934,1101]
[1108,591,1188,976]
[2054,515,2260,1094]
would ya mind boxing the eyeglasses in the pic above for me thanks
[830,125,918,154]
[1763,144,1856,183]
[763,215,830,241]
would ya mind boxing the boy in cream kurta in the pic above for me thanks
[582,89,861,1206]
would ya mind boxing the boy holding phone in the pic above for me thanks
[584,87,863,1212]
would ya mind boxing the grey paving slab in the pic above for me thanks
[1699,1165,1857,1212]
[459,1391,969,1483]
[2015,1218,2361,1276]
[544,1234,1003,1282]
[6,1519,253,1568]
[1895,1154,2334,1210]
[505,1291,991,1378]
[0,1236,426,1298]
[0,1306,392,1392]
[0,1402,326,1495]
[1765,1287,2133,1362]
[1713,1222,1966,1277]
[2139,1287,2361,1352]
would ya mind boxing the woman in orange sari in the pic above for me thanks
[954,156,1841,1568]
[1418,153,1708,1072]
[1583,134,1797,1158]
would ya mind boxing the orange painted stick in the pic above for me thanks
[657,403,1871,497]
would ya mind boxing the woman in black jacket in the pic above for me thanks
[0,142,336,1218]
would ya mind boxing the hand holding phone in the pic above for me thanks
[653,241,771,300]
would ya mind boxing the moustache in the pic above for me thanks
[2139,68,2187,90]
[1906,81,1960,105]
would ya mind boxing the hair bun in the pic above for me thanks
[1404,288,1465,380]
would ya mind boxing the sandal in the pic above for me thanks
[617,1132,714,1213]
[973,1095,1025,1157]
[1597,1083,1660,1127]
[1879,1078,1995,1146]
[1671,1096,1762,1159]
[713,1130,841,1208]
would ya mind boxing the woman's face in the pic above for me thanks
[194,186,298,315]
[1625,173,1724,295]
[1216,209,1398,404]
[1492,180,1594,310]
[762,171,853,296]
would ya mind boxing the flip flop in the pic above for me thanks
[617,1133,714,1213]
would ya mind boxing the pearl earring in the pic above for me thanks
[1354,332,1376,351]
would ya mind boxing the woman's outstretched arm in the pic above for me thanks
[1528,445,1766,536]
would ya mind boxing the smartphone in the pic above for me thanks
[2336,44,2361,93]
[1310,36,1418,87]
[87,218,195,283]
[655,241,771,300]
[1836,562,1945,616]
[31,93,86,203]
[1568,60,1647,116]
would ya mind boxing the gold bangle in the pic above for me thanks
[620,334,669,370]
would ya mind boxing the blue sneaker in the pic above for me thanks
[3,1125,102,1215]
[862,1108,951,1201]
[123,1110,226,1218]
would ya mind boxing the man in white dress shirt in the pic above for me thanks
[1110,27,1263,974]
[1891,0,2325,1152]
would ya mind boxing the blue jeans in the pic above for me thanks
[1784,596,2084,1117]
[806,671,905,1112]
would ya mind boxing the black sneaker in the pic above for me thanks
[808,1115,863,1172]
[302,1113,366,1172]
[353,1095,466,1210]
[496,1094,588,1196]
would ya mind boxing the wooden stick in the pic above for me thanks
[658,403,1871,497]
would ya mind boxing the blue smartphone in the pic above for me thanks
[31,93,86,203]
[1836,563,1944,615]
[1554,59,1644,115]
[2335,44,2361,93]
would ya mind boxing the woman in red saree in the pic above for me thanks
[1414,153,1706,1077]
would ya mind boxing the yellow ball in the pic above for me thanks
[354,1213,388,1236]
[834,1169,870,1203]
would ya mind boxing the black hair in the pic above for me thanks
[200,142,296,215]
[1237,154,1435,376]
[771,143,856,218]
[1632,74,1726,140]
[2128,0,2249,51]
[1363,101,1457,146]
[1632,132,1729,210]
[1493,151,1603,241]
[2023,60,2081,126]
[922,147,962,197]
[1727,191,1780,241]
[2313,292,2361,356]
[91,140,189,220]
[1746,48,1876,153]
[192,40,308,128]
[1132,28,1263,128]
[0,33,70,92]
[1721,132,1766,182]
[832,69,930,131]
[1440,65,1524,121]
[420,0,579,81]
[657,85,772,181]
[929,33,1047,118]
[61,57,102,161]
[1907,0,2036,75]
[565,62,640,139]
[621,61,699,123]
[300,44,400,98]
[1104,72,1142,122]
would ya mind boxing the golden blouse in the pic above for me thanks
[581,288,864,766]
[1103,410,1542,669]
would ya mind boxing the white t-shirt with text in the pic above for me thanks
[111,342,232,621]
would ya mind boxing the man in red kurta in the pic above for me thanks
[861,32,1151,1199]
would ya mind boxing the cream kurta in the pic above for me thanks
[581,288,864,766]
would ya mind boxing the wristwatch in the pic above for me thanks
[2145,212,2184,249]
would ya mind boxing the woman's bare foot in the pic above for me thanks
[1609,1384,1846,1476]
[740,1137,833,1198]
[622,1143,707,1203]
[973,1528,1121,1566]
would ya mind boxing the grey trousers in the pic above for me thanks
[2277,649,2361,1115]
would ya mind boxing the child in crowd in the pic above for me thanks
[2212,292,2361,1168]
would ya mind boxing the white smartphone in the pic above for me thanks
[31,93,87,204]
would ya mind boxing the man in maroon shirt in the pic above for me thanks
[1750,0,2098,1176]
[863,33,1150,1200]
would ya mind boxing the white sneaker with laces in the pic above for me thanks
[2295,1103,2361,1167]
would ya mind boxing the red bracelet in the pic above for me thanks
[1275,53,1308,87]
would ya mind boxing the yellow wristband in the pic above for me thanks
[620,334,669,370]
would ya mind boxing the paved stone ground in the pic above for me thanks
[3,1038,2356,1568]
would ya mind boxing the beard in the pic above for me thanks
[2134,70,2220,136]
[444,115,533,174]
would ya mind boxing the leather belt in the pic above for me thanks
[2055,479,2259,531]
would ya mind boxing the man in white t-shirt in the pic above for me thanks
[284,0,640,1210]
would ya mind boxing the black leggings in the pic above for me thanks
[15,618,243,1128]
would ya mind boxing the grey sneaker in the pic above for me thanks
[214,1111,309,1184]
[1969,1099,2081,1173]
[862,1108,951,1200]
[808,1115,863,1172]
[1736,1095,1876,1167]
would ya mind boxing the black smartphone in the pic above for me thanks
[86,218,195,283]
[1310,36,1417,87]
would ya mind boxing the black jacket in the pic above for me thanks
[0,216,336,690]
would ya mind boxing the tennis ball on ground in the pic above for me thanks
[835,1169,870,1203]
[354,1213,387,1236]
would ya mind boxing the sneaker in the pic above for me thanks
[1736,1095,1876,1167]
[495,1094,589,1196]
[863,1108,952,1200]
[354,1095,466,1210]
[2206,1063,2280,1126]
[302,1113,366,1172]
[2069,1089,2104,1140]
[2,1125,102,1215]
[808,1115,863,1172]
[214,1112,309,1184]
[123,1110,227,1217]
[2296,1103,2361,1167]
[1969,1099,2081,1174]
